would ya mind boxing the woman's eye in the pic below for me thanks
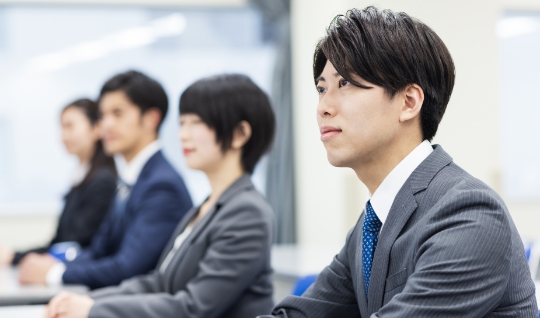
[339,79,349,87]
[316,86,326,94]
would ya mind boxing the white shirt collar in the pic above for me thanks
[114,141,161,186]
[369,140,433,226]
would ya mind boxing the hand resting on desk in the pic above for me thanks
[18,253,59,285]
[44,291,94,318]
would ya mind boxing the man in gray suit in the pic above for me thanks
[260,6,537,318]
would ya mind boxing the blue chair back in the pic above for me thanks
[292,274,318,296]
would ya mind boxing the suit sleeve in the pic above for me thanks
[371,189,524,317]
[62,182,192,289]
[88,199,273,318]
[11,170,116,265]
[89,271,162,299]
[262,227,361,318]
[56,170,117,247]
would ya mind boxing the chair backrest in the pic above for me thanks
[291,274,318,296]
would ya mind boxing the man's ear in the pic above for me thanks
[399,84,424,123]
[142,108,162,132]
[231,121,252,150]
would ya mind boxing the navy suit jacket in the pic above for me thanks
[62,151,193,289]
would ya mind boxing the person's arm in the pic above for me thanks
[371,189,533,317]
[12,170,116,266]
[88,199,272,318]
[261,227,362,318]
[62,182,191,289]
[89,270,162,300]
[58,170,117,247]
[12,247,48,265]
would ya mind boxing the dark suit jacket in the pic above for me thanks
[12,167,116,265]
[263,145,537,318]
[62,151,193,289]
[87,174,275,318]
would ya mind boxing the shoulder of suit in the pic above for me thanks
[139,153,185,185]
[216,188,274,221]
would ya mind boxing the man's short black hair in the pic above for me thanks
[179,74,275,174]
[314,6,455,141]
[99,70,168,131]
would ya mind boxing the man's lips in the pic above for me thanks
[320,126,342,141]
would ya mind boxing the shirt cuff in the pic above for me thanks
[46,262,66,286]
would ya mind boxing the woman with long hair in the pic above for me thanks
[0,98,117,266]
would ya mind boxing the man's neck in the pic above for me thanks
[122,137,157,163]
[353,138,423,195]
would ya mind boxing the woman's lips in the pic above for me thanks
[320,126,342,141]
[183,149,194,155]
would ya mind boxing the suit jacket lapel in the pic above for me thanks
[355,212,369,317]
[162,174,255,290]
[367,184,417,314]
[366,145,453,314]
[156,206,199,267]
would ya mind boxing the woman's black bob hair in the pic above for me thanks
[179,74,276,174]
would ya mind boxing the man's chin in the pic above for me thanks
[103,144,123,156]
[326,153,351,168]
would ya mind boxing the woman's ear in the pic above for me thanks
[231,121,252,150]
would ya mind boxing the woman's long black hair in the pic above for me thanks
[62,98,117,190]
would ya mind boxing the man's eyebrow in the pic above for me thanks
[316,72,342,84]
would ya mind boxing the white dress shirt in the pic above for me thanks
[46,141,161,286]
[369,140,433,227]
[159,225,193,274]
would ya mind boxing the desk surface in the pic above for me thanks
[0,267,88,306]
[0,305,44,317]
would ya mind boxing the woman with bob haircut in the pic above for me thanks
[45,74,276,318]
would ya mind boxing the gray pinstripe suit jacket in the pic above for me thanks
[261,145,537,317]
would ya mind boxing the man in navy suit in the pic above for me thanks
[19,70,193,289]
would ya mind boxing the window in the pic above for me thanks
[0,5,275,214]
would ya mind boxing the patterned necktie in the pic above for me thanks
[362,201,382,298]
[110,179,132,235]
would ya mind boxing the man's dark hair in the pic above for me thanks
[99,70,168,131]
[314,6,455,141]
[179,74,275,174]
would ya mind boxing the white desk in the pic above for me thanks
[0,267,88,306]
[0,305,44,318]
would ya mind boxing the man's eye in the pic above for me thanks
[316,86,326,94]
[339,79,350,87]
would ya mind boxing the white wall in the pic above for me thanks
[291,0,540,248]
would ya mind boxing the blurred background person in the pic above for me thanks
[44,74,276,318]
[0,98,117,266]
[17,70,193,289]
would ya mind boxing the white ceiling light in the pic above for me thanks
[497,16,539,39]
[27,13,187,72]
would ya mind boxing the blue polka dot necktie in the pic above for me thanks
[362,201,382,298]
